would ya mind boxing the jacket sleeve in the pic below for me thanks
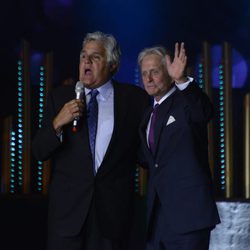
[178,81,213,124]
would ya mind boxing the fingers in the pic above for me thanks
[54,99,84,129]
[66,99,84,118]
[175,42,186,61]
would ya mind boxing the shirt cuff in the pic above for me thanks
[55,130,63,143]
[175,76,193,91]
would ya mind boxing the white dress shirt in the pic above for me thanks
[85,81,114,172]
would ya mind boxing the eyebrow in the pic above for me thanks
[80,51,103,56]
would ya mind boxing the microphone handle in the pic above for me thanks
[72,89,84,132]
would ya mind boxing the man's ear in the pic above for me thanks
[110,63,118,74]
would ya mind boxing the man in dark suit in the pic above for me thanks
[137,43,220,250]
[32,31,150,250]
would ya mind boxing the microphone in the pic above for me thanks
[72,81,84,132]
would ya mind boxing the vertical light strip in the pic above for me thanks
[134,66,140,194]
[223,42,233,198]
[218,64,226,191]
[37,65,45,192]
[17,59,24,191]
[244,93,250,198]
[10,130,16,194]
[1,116,13,193]
[42,52,53,195]
[134,67,140,86]
[134,166,139,194]
[22,40,31,194]
[198,63,204,89]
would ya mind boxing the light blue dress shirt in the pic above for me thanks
[85,81,114,172]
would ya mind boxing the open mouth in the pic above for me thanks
[84,68,92,75]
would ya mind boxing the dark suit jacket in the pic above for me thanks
[139,81,220,234]
[32,80,150,239]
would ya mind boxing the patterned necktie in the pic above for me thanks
[148,104,159,154]
[87,89,99,174]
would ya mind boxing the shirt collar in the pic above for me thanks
[153,86,176,106]
[85,80,113,101]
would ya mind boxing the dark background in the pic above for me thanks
[1,0,250,107]
[0,0,250,249]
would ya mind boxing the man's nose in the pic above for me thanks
[146,72,153,82]
[83,55,91,64]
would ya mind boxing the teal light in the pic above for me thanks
[218,63,225,191]
[36,64,47,192]
[10,129,16,194]
[17,58,24,191]
[197,63,204,89]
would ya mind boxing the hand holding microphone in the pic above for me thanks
[53,81,85,134]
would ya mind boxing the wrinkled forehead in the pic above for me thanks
[141,54,163,70]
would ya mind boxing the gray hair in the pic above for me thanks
[137,46,171,68]
[82,31,121,74]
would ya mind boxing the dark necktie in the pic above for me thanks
[148,104,159,154]
[87,89,99,174]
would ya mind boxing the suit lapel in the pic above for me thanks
[140,106,153,154]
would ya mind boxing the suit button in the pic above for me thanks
[154,163,159,168]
